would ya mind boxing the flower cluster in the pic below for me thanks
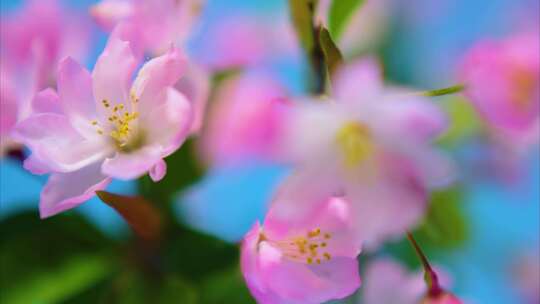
[1,0,538,303]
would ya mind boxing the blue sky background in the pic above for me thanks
[1,0,538,303]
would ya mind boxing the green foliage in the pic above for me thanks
[328,0,365,40]
[416,187,470,248]
[438,96,483,146]
[0,212,116,303]
[199,267,255,304]
[422,84,465,97]
[319,27,344,79]
[289,0,318,52]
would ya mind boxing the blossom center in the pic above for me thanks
[335,122,374,168]
[91,96,142,151]
[511,68,536,110]
[261,228,333,265]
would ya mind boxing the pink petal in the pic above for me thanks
[149,159,167,182]
[101,146,163,180]
[131,47,187,114]
[31,88,62,114]
[258,242,360,303]
[90,0,134,31]
[92,35,136,115]
[40,162,111,218]
[58,57,96,116]
[23,153,55,175]
[346,152,428,247]
[241,223,284,304]
[362,259,425,304]
[265,196,361,258]
[175,63,210,134]
[141,88,193,156]
[334,57,384,107]
[12,113,109,172]
[201,74,290,164]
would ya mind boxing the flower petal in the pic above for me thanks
[174,63,210,134]
[141,87,193,156]
[149,158,167,182]
[90,0,134,30]
[334,57,383,107]
[258,242,360,303]
[12,113,110,172]
[101,146,163,180]
[92,35,136,114]
[31,88,62,114]
[131,47,187,114]
[40,162,111,218]
[58,57,99,137]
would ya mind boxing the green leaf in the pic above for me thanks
[289,0,318,52]
[319,27,344,79]
[97,191,162,241]
[328,0,364,40]
[437,96,483,146]
[164,227,239,282]
[417,187,470,248]
[422,84,465,97]
[3,254,114,304]
[199,266,255,304]
[0,211,115,304]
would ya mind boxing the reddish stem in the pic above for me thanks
[406,231,443,297]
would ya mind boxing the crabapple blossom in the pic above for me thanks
[12,34,193,218]
[90,1,209,134]
[241,196,362,304]
[0,0,91,155]
[271,58,455,246]
[200,73,290,165]
[460,32,539,146]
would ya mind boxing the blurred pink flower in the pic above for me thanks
[511,250,540,304]
[460,32,540,145]
[361,259,425,304]
[194,13,299,70]
[241,197,362,304]
[0,0,92,155]
[91,1,210,135]
[91,0,204,55]
[12,35,193,218]
[361,258,456,304]
[422,293,463,304]
[271,58,455,246]
[200,73,290,165]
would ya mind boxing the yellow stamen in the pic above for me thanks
[335,122,374,168]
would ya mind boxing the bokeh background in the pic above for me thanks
[1,0,538,303]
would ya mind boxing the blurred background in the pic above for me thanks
[1,0,538,303]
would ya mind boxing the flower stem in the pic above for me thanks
[406,231,443,297]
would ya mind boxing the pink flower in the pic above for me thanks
[459,32,540,143]
[12,35,193,218]
[91,0,204,55]
[360,258,455,304]
[422,293,463,304]
[0,0,92,154]
[271,58,455,246]
[241,197,362,304]
[200,73,290,165]
[193,13,299,70]
[90,1,210,135]
[361,259,425,304]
